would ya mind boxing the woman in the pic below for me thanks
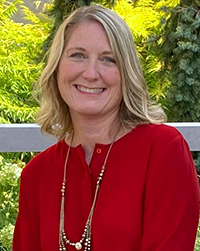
[13,5,199,251]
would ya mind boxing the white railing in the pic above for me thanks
[0,123,200,152]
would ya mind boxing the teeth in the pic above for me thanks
[76,85,104,94]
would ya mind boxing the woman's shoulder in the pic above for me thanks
[118,123,184,149]
[138,124,191,156]
[21,139,67,177]
[136,123,183,141]
[128,123,188,151]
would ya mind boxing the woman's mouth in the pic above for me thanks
[76,85,105,94]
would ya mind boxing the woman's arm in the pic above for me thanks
[13,173,41,251]
[141,134,200,251]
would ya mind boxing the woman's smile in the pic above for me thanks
[75,85,105,94]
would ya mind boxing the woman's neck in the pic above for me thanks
[73,117,121,146]
[66,112,127,165]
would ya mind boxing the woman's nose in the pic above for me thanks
[82,59,100,81]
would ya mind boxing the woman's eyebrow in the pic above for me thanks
[66,47,86,53]
[101,50,113,55]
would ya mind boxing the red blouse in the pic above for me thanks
[13,124,200,251]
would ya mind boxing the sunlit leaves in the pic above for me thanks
[114,0,160,38]
[0,0,23,21]
[0,1,52,123]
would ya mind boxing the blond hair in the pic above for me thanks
[37,4,166,140]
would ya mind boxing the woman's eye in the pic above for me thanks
[70,53,85,59]
[101,57,116,64]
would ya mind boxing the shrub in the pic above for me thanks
[0,156,24,250]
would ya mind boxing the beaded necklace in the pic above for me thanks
[59,131,118,251]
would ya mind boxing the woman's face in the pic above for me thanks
[57,20,122,120]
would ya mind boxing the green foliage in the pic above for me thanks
[0,0,52,123]
[159,0,200,121]
[0,0,23,21]
[0,223,14,251]
[194,152,200,173]
[0,155,24,251]
[113,0,180,104]
[195,221,200,251]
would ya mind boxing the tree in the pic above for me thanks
[160,0,200,122]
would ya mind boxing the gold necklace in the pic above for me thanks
[59,130,119,251]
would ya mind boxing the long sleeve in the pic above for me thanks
[13,172,41,251]
[141,133,200,250]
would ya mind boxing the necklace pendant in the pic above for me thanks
[75,242,82,250]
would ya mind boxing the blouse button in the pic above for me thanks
[96,148,102,154]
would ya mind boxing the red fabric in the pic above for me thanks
[13,124,200,251]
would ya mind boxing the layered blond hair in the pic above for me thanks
[37,4,167,140]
